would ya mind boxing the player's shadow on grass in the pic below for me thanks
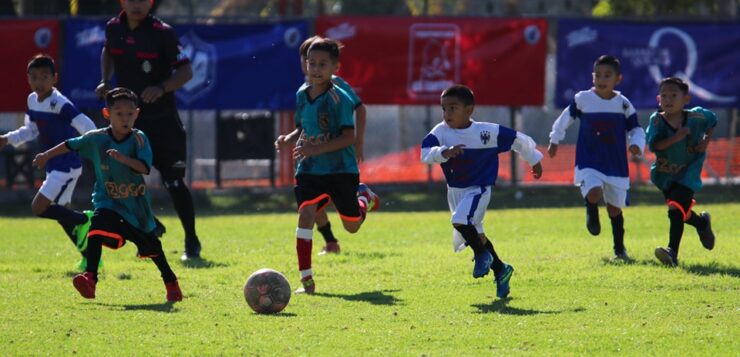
[94,301,178,313]
[473,298,585,316]
[636,259,740,278]
[314,289,403,306]
[178,257,229,269]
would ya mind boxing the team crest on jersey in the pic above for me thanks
[318,112,330,131]
[142,60,152,73]
[480,130,491,144]
[50,98,57,109]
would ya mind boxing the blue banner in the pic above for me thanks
[556,19,740,109]
[61,19,308,110]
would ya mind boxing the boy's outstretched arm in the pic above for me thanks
[293,128,355,159]
[511,131,544,179]
[32,142,71,169]
[107,149,149,174]
[354,104,367,162]
[420,133,460,164]
[652,126,690,151]
[548,104,577,158]
[2,114,39,149]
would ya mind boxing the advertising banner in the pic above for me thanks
[61,19,308,110]
[0,20,60,111]
[315,16,547,106]
[556,19,740,108]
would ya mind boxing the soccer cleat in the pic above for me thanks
[72,272,96,299]
[318,242,341,255]
[697,211,715,250]
[73,210,94,253]
[654,247,678,266]
[494,264,514,298]
[180,237,202,261]
[472,251,493,278]
[165,280,183,302]
[358,183,380,212]
[295,275,315,294]
[586,207,600,236]
[75,256,104,272]
[613,248,631,262]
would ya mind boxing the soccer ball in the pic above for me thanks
[243,268,291,314]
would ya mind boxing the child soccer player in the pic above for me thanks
[0,54,96,270]
[297,35,369,255]
[275,38,379,294]
[421,84,543,298]
[647,77,716,266]
[548,55,645,260]
[32,88,182,302]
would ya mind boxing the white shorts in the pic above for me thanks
[38,168,82,206]
[448,186,491,253]
[575,168,629,208]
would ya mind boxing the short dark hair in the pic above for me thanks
[299,35,322,58]
[307,38,342,61]
[27,54,56,75]
[105,87,138,107]
[441,85,475,106]
[659,77,689,94]
[593,55,620,74]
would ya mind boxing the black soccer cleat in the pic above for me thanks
[181,236,202,261]
[586,208,601,236]
[654,247,678,267]
[697,212,715,250]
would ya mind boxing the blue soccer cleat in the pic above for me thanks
[494,264,514,298]
[472,251,493,278]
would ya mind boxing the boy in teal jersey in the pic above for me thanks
[33,88,182,301]
[296,35,369,255]
[275,38,379,294]
[646,77,717,266]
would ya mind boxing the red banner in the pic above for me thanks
[0,20,60,112]
[315,16,547,106]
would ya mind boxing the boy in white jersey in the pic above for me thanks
[297,35,369,255]
[275,38,379,294]
[0,54,97,270]
[548,55,645,260]
[421,85,543,298]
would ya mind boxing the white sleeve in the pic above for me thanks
[627,126,646,155]
[71,113,97,135]
[5,114,39,147]
[421,145,449,164]
[511,131,544,166]
[548,106,576,144]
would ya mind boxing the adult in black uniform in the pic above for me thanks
[95,0,202,260]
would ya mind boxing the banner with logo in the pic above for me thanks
[315,17,547,106]
[556,19,740,109]
[0,20,60,112]
[61,19,308,110]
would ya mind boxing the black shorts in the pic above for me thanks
[294,173,361,221]
[135,112,187,180]
[662,182,695,211]
[87,208,163,257]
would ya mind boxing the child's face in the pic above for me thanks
[441,96,473,129]
[657,84,691,115]
[27,67,56,97]
[306,50,337,86]
[105,100,139,136]
[592,64,621,95]
[121,0,152,22]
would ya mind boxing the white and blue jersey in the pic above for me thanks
[549,89,645,188]
[421,120,543,188]
[5,88,96,173]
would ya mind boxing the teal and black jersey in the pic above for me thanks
[299,75,363,110]
[294,84,358,176]
[647,106,718,192]
[66,127,156,232]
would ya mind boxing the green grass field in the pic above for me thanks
[1,204,738,356]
